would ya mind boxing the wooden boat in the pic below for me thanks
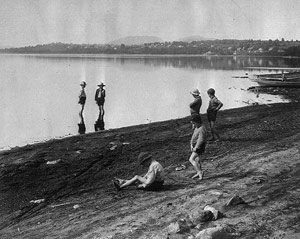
[248,71,300,87]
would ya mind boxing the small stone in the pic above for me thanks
[73,204,80,209]
[167,219,191,234]
[226,195,246,206]
[189,209,214,224]
[187,235,195,239]
[30,199,45,204]
[204,205,219,220]
[195,227,233,239]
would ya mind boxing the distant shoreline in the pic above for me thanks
[1,52,298,58]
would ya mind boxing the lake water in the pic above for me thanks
[1,54,298,149]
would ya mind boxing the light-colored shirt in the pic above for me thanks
[190,125,207,149]
[144,160,165,186]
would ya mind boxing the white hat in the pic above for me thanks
[190,89,200,96]
[80,81,87,86]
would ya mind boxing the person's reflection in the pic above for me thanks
[78,81,87,134]
[94,118,105,131]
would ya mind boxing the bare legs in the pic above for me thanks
[209,121,220,141]
[79,104,85,124]
[98,105,105,121]
[189,152,203,180]
[115,175,147,189]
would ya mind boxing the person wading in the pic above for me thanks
[78,81,87,134]
[95,82,106,121]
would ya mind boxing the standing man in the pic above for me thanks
[189,114,207,180]
[95,82,106,121]
[78,81,87,134]
[207,88,223,141]
[190,89,202,116]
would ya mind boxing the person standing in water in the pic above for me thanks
[95,82,106,121]
[78,81,87,134]
[207,88,223,142]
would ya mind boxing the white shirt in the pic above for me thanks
[144,160,165,186]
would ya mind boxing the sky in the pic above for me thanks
[0,0,300,47]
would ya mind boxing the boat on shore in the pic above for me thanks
[248,71,300,87]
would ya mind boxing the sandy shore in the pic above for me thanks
[1,87,300,239]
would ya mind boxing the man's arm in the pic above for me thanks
[194,130,205,150]
[95,89,99,101]
[139,170,156,188]
[215,98,223,111]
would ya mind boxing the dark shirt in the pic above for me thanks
[190,96,202,115]
[207,96,223,112]
[95,88,106,105]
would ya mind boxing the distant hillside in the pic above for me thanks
[108,36,163,45]
[177,36,214,42]
[0,45,13,49]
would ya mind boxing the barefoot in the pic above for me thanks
[192,171,205,180]
[199,170,206,180]
[113,177,125,185]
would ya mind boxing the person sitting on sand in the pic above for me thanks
[190,88,202,116]
[207,88,223,142]
[189,114,207,180]
[113,152,165,191]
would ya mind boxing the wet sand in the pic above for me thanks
[1,87,300,239]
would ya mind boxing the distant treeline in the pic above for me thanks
[2,39,300,56]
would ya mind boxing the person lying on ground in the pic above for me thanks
[113,152,165,191]
[189,114,207,180]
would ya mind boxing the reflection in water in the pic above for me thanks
[19,54,300,71]
[94,118,105,131]
[1,54,299,149]
[78,122,86,134]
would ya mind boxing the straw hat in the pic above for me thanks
[138,152,152,165]
[80,81,87,86]
[97,82,106,87]
[190,89,200,96]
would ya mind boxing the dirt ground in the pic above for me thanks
[1,87,300,239]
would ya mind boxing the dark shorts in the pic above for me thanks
[195,143,206,155]
[207,110,217,122]
[142,180,164,191]
[97,99,105,106]
[78,97,86,105]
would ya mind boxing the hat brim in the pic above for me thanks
[190,92,200,96]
